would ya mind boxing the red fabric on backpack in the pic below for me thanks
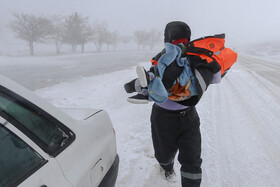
[186,34,237,75]
[215,48,237,75]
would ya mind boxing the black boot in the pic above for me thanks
[165,169,177,183]
[127,93,149,104]
[124,79,137,93]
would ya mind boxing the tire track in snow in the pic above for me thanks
[238,55,280,88]
[200,76,244,187]
[225,70,280,184]
[199,61,280,187]
[199,85,225,187]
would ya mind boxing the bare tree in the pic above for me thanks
[48,15,66,54]
[103,31,119,51]
[120,35,131,50]
[9,13,52,55]
[92,21,108,52]
[111,31,119,51]
[134,29,162,50]
[80,24,94,53]
[134,30,149,50]
[64,12,89,52]
[103,31,112,51]
[146,29,162,50]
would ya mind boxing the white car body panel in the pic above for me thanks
[55,110,117,186]
[0,75,118,187]
[60,108,102,121]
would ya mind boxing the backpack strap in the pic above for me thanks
[185,44,214,58]
[185,33,225,58]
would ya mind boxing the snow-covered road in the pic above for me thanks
[33,54,280,187]
[1,52,280,186]
[0,51,155,90]
[198,60,280,186]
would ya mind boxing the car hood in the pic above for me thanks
[60,108,102,121]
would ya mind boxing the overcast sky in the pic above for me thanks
[1,0,280,47]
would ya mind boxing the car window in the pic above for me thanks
[0,125,46,187]
[0,87,75,156]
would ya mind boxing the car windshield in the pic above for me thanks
[0,91,69,153]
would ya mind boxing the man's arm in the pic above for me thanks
[211,70,221,84]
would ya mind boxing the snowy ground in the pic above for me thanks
[1,51,280,186]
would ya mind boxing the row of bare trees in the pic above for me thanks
[9,13,162,55]
[134,29,162,50]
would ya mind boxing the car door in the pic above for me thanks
[0,85,77,186]
[0,118,72,187]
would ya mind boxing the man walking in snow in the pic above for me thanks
[125,21,222,187]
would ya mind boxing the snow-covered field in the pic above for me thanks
[1,50,280,186]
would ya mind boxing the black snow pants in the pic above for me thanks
[150,104,202,187]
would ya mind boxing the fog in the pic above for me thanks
[1,0,280,52]
[1,2,280,186]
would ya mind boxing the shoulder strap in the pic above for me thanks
[186,33,225,54]
[185,33,226,62]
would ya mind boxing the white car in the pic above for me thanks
[0,75,119,187]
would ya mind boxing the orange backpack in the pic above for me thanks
[185,34,238,76]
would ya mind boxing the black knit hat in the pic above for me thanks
[164,21,191,43]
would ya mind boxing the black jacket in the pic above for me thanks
[178,55,220,106]
[151,51,221,106]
